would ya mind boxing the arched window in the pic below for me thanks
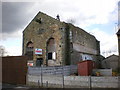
[46,38,56,60]
[26,41,33,48]
[25,41,33,60]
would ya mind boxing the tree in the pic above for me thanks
[0,45,7,57]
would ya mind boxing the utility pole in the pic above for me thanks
[117,29,120,73]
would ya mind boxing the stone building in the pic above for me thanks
[101,54,119,71]
[22,11,100,66]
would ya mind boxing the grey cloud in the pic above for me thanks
[2,2,35,34]
[118,1,120,28]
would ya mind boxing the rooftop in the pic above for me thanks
[116,29,120,35]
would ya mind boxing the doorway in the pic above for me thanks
[46,38,56,66]
[36,58,43,66]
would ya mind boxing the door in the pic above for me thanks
[36,58,43,66]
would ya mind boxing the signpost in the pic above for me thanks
[35,48,42,55]
[35,48,43,87]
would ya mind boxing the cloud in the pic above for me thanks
[2,2,36,36]
[90,28,118,57]
[1,36,22,56]
[118,1,120,29]
[2,0,119,38]
[1,29,22,40]
[1,1,119,56]
[32,0,118,28]
[5,45,22,56]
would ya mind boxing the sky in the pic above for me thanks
[0,0,120,57]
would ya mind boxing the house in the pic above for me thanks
[101,54,119,71]
[22,11,100,66]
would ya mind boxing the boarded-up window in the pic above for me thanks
[47,38,56,61]
[25,41,33,60]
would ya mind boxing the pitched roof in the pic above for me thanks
[117,29,120,35]
[103,54,119,61]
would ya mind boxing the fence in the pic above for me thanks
[27,74,119,88]
[2,56,28,85]
[28,65,77,76]
[92,69,112,76]
[27,65,119,88]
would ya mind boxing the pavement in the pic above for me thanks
[2,83,119,90]
[2,83,31,90]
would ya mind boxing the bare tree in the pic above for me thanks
[0,45,7,57]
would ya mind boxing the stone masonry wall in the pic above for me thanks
[23,11,100,66]
[23,12,66,65]
[68,24,100,65]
